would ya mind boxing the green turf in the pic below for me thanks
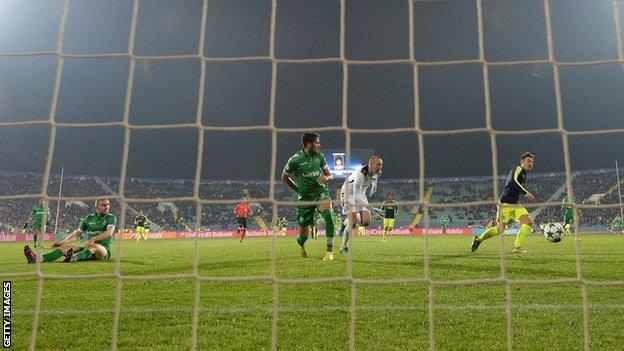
[1,233,623,350]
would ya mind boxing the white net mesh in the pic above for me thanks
[1,0,624,350]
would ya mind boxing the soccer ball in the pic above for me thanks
[370,207,384,220]
[543,222,564,243]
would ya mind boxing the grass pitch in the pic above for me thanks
[1,233,623,350]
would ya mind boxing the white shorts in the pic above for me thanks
[341,194,369,214]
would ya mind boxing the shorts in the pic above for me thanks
[340,191,368,214]
[82,244,111,261]
[342,202,369,215]
[136,226,149,235]
[497,203,530,224]
[383,218,395,229]
[563,212,573,223]
[237,217,248,228]
[101,247,111,260]
[296,189,331,227]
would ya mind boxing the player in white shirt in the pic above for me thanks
[340,156,383,254]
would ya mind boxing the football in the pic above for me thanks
[543,222,565,243]
[371,207,384,220]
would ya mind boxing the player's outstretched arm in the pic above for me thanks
[52,229,83,247]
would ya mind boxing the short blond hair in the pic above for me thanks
[95,198,110,206]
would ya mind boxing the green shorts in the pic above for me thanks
[563,212,573,223]
[296,189,331,227]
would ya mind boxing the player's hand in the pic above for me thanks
[317,175,328,184]
[525,193,535,203]
[51,242,62,248]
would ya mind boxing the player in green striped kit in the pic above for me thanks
[23,198,50,248]
[24,198,116,263]
[282,133,336,261]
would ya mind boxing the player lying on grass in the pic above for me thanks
[24,198,116,263]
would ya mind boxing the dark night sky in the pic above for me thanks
[1,0,623,181]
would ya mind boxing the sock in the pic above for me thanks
[74,248,93,261]
[383,227,388,239]
[338,222,346,237]
[344,225,354,248]
[41,249,63,262]
[241,229,246,241]
[478,226,499,242]
[342,216,352,249]
[296,234,308,247]
[514,224,532,247]
[34,233,38,247]
[322,209,335,252]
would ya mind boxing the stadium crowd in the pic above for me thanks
[1,168,622,233]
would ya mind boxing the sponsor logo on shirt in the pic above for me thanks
[302,170,320,178]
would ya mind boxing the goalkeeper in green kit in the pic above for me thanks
[282,133,336,261]
[24,198,116,263]
[561,189,576,236]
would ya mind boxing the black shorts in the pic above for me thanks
[237,217,248,228]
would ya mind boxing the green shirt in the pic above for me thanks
[561,195,576,212]
[440,216,449,226]
[30,204,50,230]
[79,213,117,248]
[283,150,328,198]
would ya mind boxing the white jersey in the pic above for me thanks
[340,165,380,212]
